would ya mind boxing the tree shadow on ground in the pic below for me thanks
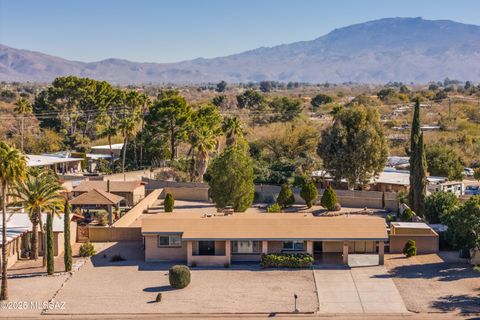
[143,285,177,292]
[373,262,478,282]
[431,294,480,314]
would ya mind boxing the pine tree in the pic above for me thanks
[64,200,72,272]
[300,181,318,208]
[321,186,337,211]
[46,212,54,275]
[277,184,295,208]
[408,99,427,217]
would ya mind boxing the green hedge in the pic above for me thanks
[260,253,314,268]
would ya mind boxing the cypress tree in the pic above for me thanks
[277,184,295,208]
[408,98,427,217]
[64,200,72,272]
[46,212,54,275]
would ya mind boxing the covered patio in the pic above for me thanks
[70,188,124,225]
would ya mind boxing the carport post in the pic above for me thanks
[378,241,384,265]
[306,241,313,255]
[262,240,268,254]
[342,241,349,265]
[187,241,193,266]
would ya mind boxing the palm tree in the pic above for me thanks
[11,168,64,264]
[14,98,32,152]
[0,142,27,300]
[222,116,243,147]
[189,127,217,182]
[98,120,117,170]
[118,117,137,179]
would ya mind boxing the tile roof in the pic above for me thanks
[70,189,124,205]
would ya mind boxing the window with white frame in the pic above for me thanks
[157,235,182,247]
[232,241,261,254]
[283,241,304,251]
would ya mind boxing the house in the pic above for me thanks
[90,143,124,157]
[72,180,145,206]
[1,213,77,268]
[141,212,388,266]
[389,222,439,254]
[27,154,84,174]
[0,222,29,268]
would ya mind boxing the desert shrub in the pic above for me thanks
[401,208,414,222]
[276,184,295,208]
[403,240,417,257]
[300,181,318,208]
[386,214,396,223]
[79,241,96,257]
[110,254,126,262]
[261,253,314,268]
[164,193,174,212]
[267,203,282,213]
[473,265,480,273]
[333,202,341,211]
[320,186,337,211]
[169,265,191,289]
[95,210,108,226]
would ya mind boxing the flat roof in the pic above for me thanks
[391,222,431,229]
[142,214,388,241]
[27,154,84,167]
[91,143,124,150]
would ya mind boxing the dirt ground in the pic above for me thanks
[384,253,480,314]
[45,242,319,315]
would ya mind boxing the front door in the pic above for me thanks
[314,241,323,253]
[198,241,215,255]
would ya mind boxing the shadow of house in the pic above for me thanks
[374,262,479,282]
[431,294,480,314]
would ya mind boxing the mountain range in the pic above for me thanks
[1,17,480,84]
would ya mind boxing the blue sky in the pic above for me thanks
[1,0,479,63]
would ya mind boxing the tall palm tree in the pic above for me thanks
[98,119,117,170]
[11,168,64,264]
[14,98,32,152]
[118,117,137,179]
[0,142,27,300]
[222,116,243,147]
[189,127,218,182]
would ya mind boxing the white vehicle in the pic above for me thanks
[464,168,474,177]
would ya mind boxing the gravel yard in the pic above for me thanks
[385,253,480,314]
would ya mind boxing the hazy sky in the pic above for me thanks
[1,0,479,63]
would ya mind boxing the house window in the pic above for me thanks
[157,235,181,247]
[283,241,304,251]
[232,241,261,254]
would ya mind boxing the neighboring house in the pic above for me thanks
[427,180,464,196]
[389,222,439,254]
[1,213,77,268]
[0,222,29,268]
[141,213,388,266]
[27,154,83,174]
[73,180,145,206]
[90,143,124,157]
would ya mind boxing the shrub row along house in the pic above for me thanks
[141,208,388,266]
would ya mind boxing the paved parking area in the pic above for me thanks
[314,266,408,314]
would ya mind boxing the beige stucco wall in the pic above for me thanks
[322,241,376,253]
[162,187,209,202]
[390,234,439,254]
[113,189,162,227]
[322,241,344,252]
[144,235,187,262]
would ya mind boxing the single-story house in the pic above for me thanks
[27,154,84,174]
[141,214,388,266]
[73,180,145,206]
[1,213,77,268]
[389,222,439,254]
